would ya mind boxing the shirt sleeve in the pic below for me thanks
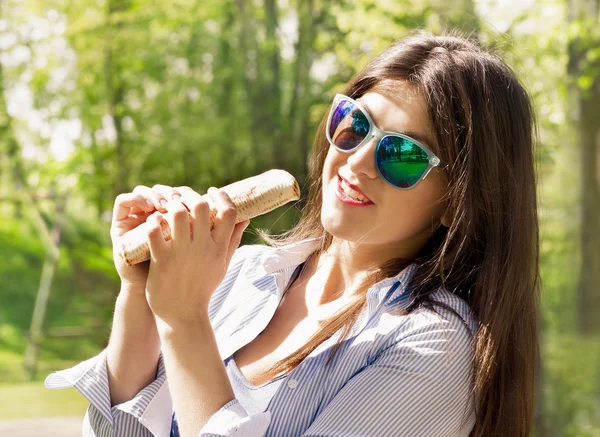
[197,399,271,437]
[298,310,476,437]
[44,346,172,437]
[44,244,255,437]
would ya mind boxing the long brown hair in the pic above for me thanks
[256,28,540,437]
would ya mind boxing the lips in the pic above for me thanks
[337,174,374,203]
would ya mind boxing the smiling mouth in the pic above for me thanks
[337,176,374,204]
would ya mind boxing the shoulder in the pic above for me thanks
[421,287,477,339]
[376,287,476,371]
[352,288,477,435]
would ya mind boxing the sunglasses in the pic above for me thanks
[325,93,441,189]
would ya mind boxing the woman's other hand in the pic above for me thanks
[110,185,171,292]
[144,187,249,330]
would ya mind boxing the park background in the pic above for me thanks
[0,0,599,435]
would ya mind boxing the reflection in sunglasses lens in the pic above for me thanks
[329,100,370,151]
[377,136,429,188]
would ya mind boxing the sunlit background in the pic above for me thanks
[0,0,598,435]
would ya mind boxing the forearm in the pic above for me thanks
[106,284,161,407]
[158,316,235,437]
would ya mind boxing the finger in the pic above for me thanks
[152,184,187,206]
[111,192,155,231]
[175,186,194,194]
[207,187,237,250]
[133,185,169,213]
[111,216,148,242]
[226,220,250,266]
[164,197,191,243]
[174,187,194,211]
[128,213,148,222]
[129,206,148,215]
[180,190,211,243]
[146,212,168,262]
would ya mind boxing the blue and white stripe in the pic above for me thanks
[45,237,477,436]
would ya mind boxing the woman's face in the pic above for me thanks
[321,83,450,260]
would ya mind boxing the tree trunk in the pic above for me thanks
[235,0,260,167]
[0,9,24,219]
[577,96,600,335]
[105,0,129,197]
[216,1,236,118]
[567,0,600,337]
[288,0,317,181]
[263,0,282,170]
[566,0,600,433]
[214,1,237,180]
[23,197,65,381]
[90,124,105,218]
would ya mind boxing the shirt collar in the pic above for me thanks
[258,236,324,274]
[250,236,418,309]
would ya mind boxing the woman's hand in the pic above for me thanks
[144,186,249,330]
[110,186,170,292]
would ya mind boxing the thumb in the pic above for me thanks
[110,212,150,241]
[226,220,249,266]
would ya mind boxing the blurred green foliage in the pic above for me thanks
[0,0,598,434]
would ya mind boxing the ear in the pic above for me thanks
[440,207,452,228]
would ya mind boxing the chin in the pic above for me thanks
[320,207,346,238]
[320,212,367,244]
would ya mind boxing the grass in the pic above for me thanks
[0,382,89,419]
[0,347,94,419]
[0,346,95,383]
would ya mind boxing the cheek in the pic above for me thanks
[321,147,342,192]
[379,178,448,236]
[323,146,338,175]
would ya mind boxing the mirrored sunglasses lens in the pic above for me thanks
[328,99,370,151]
[377,136,429,188]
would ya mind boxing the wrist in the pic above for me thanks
[120,282,147,295]
[117,284,152,313]
[155,313,211,339]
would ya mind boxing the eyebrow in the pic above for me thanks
[360,100,437,150]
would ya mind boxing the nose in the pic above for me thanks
[346,135,379,180]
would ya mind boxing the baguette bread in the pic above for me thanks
[118,169,300,266]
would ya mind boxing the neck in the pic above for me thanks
[301,234,429,308]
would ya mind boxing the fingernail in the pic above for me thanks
[172,193,181,201]
[145,200,154,209]
[160,199,168,208]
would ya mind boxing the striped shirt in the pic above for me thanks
[224,352,288,416]
[45,236,477,437]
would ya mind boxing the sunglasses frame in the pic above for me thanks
[325,93,441,190]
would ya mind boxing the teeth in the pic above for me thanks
[340,179,369,203]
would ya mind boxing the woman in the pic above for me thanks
[45,29,540,437]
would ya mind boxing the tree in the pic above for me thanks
[567,0,600,337]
